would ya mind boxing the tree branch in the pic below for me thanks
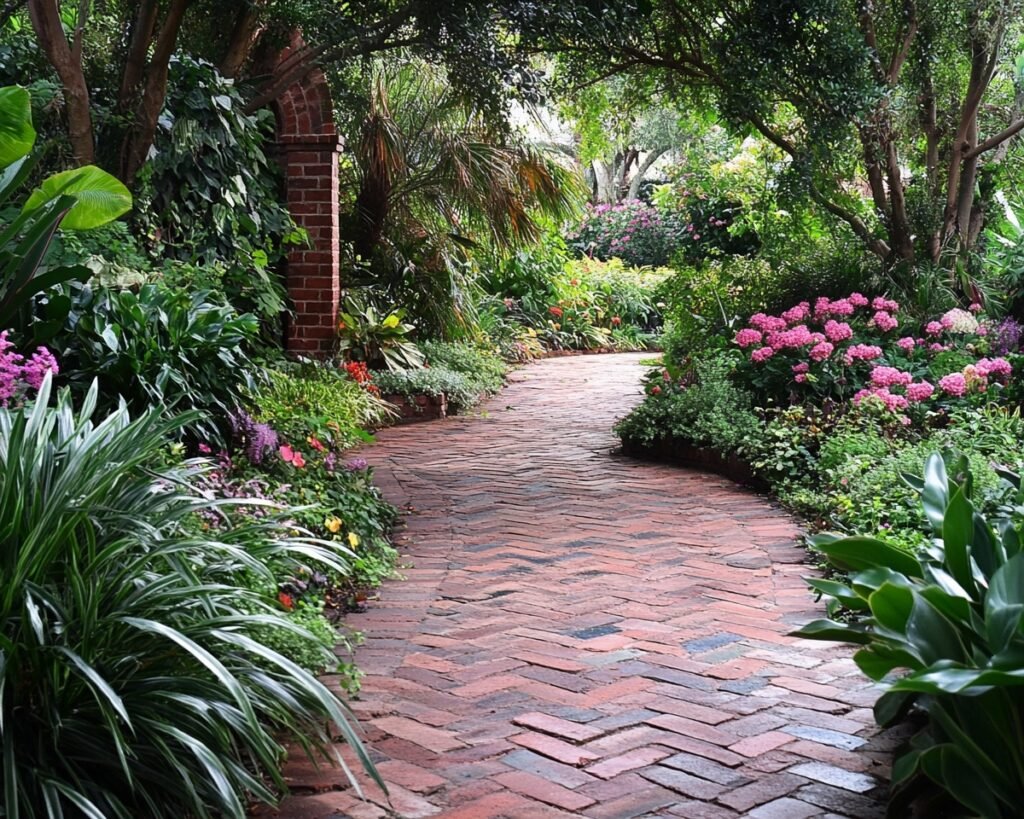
[963,117,1024,160]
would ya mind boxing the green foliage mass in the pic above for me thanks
[0,381,376,818]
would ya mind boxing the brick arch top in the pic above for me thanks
[271,34,343,356]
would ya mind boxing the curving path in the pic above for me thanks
[269,354,892,819]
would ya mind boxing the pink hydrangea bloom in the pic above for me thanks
[749,313,787,333]
[872,310,898,332]
[977,357,1012,378]
[843,344,883,364]
[853,387,908,412]
[969,302,983,313]
[792,362,810,374]
[848,292,869,308]
[941,308,978,333]
[823,298,855,317]
[926,321,945,336]
[929,343,947,353]
[896,337,916,353]
[813,297,831,318]
[978,325,989,337]
[794,373,808,383]
[869,366,913,388]
[751,347,775,363]
[781,301,810,324]
[872,296,900,313]
[938,373,967,396]
[21,348,58,390]
[824,320,853,342]
[735,328,763,348]
[906,381,935,402]
[809,341,834,361]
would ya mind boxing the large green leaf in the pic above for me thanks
[986,555,1024,652]
[23,165,132,230]
[920,453,950,535]
[790,618,873,644]
[0,86,36,169]
[942,485,977,597]
[811,534,921,577]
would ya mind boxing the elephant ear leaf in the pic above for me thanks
[0,86,36,168]
[23,166,132,230]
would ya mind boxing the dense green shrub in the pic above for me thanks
[373,366,481,414]
[249,361,394,449]
[615,355,760,453]
[134,57,300,320]
[420,340,508,394]
[55,283,259,442]
[0,380,376,817]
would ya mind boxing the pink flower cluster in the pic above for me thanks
[736,292,1010,412]
[0,331,58,406]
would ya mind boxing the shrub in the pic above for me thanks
[249,361,394,448]
[133,57,299,320]
[797,453,1024,819]
[615,355,760,453]
[0,379,377,817]
[373,366,479,413]
[56,282,260,442]
[419,340,508,395]
[732,293,1009,412]
[567,199,686,267]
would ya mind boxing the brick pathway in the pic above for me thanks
[268,353,893,818]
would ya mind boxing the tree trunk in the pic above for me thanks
[220,4,265,78]
[592,159,615,204]
[627,147,668,200]
[118,0,158,112]
[27,0,94,164]
[119,0,191,183]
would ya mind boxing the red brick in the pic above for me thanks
[494,770,596,811]
[728,731,796,758]
[585,746,673,779]
[512,712,604,743]
[510,732,600,766]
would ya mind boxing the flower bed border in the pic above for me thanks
[619,438,763,488]
[383,392,448,424]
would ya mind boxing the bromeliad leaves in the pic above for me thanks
[796,452,1024,818]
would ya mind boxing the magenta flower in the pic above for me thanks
[906,381,935,402]
[809,341,834,361]
[751,347,775,363]
[871,311,898,332]
[925,321,945,336]
[896,337,916,353]
[735,328,764,348]
[938,373,967,397]
[824,320,853,342]
[869,366,913,388]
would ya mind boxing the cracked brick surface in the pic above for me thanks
[264,354,890,818]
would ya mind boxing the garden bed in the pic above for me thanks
[619,439,762,487]
[383,392,448,423]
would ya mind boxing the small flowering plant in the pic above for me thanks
[0,331,59,406]
[566,200,687,267]
[734,294,1011,417]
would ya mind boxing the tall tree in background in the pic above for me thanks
[549,0,1024,272]
[15,0,622,184]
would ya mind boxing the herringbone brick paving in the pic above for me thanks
[267,353,892,818]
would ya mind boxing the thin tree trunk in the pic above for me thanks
[220,4,265,78]
[118,0,158,112]
[627,147,667,200]
[119,0,192,183]
[27,0,94,164]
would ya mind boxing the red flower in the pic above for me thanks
[278,592,295,611]
[548,306,564,318]
[611,316,622,326]
[651,386,662,395]
[308,436,326,452]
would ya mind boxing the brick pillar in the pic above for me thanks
[280,132,342,355]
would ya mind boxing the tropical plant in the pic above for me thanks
[57,282,259,441]
[340,60,580,337]
[0,377,378,818]
[796,453,1024,818]
[0,85,131,341]
[337,296,424,370]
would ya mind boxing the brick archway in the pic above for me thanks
[272,43,342,355]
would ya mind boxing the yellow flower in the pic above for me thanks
[347,532,360,548]
[325,516,342,533]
